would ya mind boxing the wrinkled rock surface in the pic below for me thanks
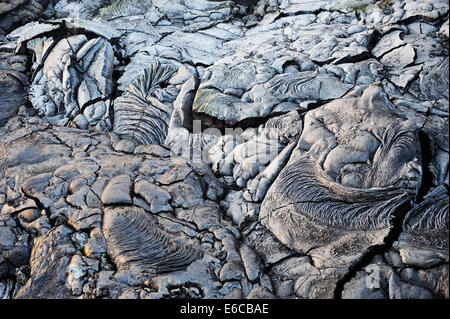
[0,0,448,299]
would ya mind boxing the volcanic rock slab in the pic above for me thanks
[0,52,28,126]
[260,85,423,268]
[27,34,114,130]
[113,62,177,145]
[0,0,50,36]
[103,206,202,278]
[0,0,448,300]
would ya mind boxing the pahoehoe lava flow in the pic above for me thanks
[0,0,448,300]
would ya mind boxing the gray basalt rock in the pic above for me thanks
[239,244,262,282]
[99,0,154,20]
[103,206,202,280]
[420,58,449,101]
[199,62,276,98]
[8,19,120,131]
[54,0,111,19]
[380,43,416,70]
[395,185,449,268]
[389,271,433,299]
[260,85,422,268]
[209,111,302,191]
[260,151,412,267]
[298,85,422,191]
[438,19,449,39]
[101,175,132,205]
[84,227,107,259]
[67,208,102,231]
[0,0,448,300]
[0,0,49,36]
[113,63,177,145]
[0,52,28,126]
[27,34,114,131]
[15,225,76,299]
[133,178,172,213]
[0,115,228,298]
[371,31,406,59]
[261,72,354,103]
[193,72,353,125]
